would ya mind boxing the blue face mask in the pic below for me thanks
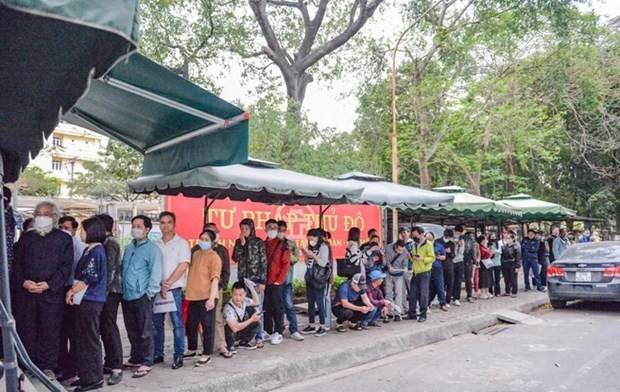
[198,240,212,251]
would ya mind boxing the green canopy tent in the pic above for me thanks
[497,193,576,221]
[333,172,454,209]
[0,1,139,390]
[64,52,249,177]
[128,159,366,225]
[415,185,522,226]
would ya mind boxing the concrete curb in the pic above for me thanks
[178,296,550,392]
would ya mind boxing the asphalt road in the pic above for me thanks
[275,301,620,392]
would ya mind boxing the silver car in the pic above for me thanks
[547,241,620,309]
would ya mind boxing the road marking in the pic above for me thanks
[559,340,620,390]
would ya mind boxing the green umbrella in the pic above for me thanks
[422,185,522,220]
[0,0,139,182]
[64,53,249,177]
[497,193,576,220]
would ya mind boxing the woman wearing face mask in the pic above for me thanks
[488,234,502,297]
[184,229,222,366]
[301,228,330,337]
[65,217,108,392]
[345,227,374,278]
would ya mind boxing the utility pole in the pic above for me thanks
[69,157,76,198]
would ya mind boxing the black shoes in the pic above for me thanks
[108,371,123,386]
[75,380,104,392]
[172,358,183,370]
[418,315,427,323]
[153,356,164,364]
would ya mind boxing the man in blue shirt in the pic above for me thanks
[121,215,163,379]
[522,229,544,292]
[331,273,374,332]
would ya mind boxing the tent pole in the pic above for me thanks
[203,197,216,228]
[319,205,331,230]
[0,155,19,391]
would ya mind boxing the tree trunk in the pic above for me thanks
[505,144,515,193]
[615,202,620,235]
[419,159,431,190]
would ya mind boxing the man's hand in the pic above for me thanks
[388,267,395,274]
[381,306,389,316]
[445,248,451,253]
[23,280,37,292]
[206,298,216,311]
[360,306,370,314]
[37,282,49,292]
[160,281,170,299]
[250,311,261,322]
[65,289,75,305]
[371,245,379,252]
[258,284,266,294]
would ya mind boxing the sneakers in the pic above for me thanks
[238,341,257,350]
[228,346,238,355]
[315,327,327,337]
[270,332,283,345]
[336,324,347,332]
[394,315,402,322]
[290,332,305,341]
[453,300,461,306]
[262,333,272,341]
[446,304,451,308]
[466,297,474,303]
[537,287,546,292]
[301,325,316,334]
[511,294,517,298]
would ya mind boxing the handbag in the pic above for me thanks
[336,257,360,278]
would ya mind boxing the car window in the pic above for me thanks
[559,243,620,261]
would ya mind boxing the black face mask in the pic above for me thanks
[413,236,420,243]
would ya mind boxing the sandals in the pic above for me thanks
[132,367,151,378]
[256,340,264,349]
[123,362,140,369]
[349,322,363,331]
[219,351,233,359]
[195,356,212,367]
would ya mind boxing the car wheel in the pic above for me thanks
[550,299,567,309]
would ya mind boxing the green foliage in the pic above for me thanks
[71,140,144,201]
[18,167,60,197]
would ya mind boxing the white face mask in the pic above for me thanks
[277,232,285,240]
[34,216,54,234]
[309,239,318,247]
[267,230,278,239]
[131,228,144,240]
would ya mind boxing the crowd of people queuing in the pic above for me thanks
[0,192,606,391]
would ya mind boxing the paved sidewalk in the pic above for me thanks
[91,289,549,392]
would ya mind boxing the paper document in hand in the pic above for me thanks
[153,293,178,314]
[72,284,88,305]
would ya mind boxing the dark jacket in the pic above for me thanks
[547,235,557,262]
[13,228,73,302]
[501,243,522,269]
[103,235,122,294]
[463,233,476,263]
[436,238,455,265]
[232,221,267,284]
[521,238,540,264]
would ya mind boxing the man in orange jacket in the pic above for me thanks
[263,219,291,345]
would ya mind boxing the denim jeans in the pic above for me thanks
[428,265,447,306]
[283,283,299,334]
[523,258,542,290]
[306,284,326,325]
[153,288,185,360]
[362,306,381,326]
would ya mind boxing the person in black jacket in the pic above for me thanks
[436,229,455,305]
[12,201,73,379]
[501,234,521,297]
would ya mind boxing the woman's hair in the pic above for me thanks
[347,227,361,243]
[200,229,216,242]
[81,216,107,244]
[476,235,486,244]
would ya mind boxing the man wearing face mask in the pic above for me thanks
[56,215,87,382]
[121,215,163,379]
[262,219,290,345]
[232,218,267,347]
[407,226,435,323]
[191,222,232,358]
[276,220,303,341]
[12,201,73,379]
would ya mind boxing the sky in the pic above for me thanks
[218,1,620,134]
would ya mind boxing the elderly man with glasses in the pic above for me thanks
[12,201,73,380]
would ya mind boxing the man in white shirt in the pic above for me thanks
[153,212,191,370]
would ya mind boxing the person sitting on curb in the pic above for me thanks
[364,270,391,327]
[223,280,262,351]
[331,273,375,332]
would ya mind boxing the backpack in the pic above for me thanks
[305,261,333,289]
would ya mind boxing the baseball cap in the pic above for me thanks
[351,273,366,289]
[369,270,386,282]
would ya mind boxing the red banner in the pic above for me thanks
[165,195,383,259]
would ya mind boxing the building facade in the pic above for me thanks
[29,122,107,197]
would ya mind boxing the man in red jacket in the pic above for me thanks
[263,219,291,345]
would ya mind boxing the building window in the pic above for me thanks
[52,159,61,171]
[52,136,62,146]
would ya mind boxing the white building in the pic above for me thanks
[29,122,107,197]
